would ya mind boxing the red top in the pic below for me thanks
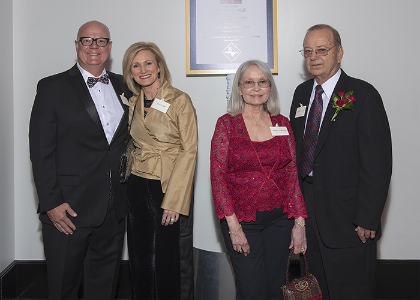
[210,113,307,222]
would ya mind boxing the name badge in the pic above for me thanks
[151,98,170,113]
[270,125,289,136]
[295,103,306,118]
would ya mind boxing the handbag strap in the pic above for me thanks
[285,249,310,284]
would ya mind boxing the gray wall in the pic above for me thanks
[0,0,15,273]
[1,0,419,271]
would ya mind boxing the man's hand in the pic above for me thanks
[46,203,77,235]
[355,226,376,243]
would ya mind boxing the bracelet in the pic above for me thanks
[229,225,242,235]
[295,220,305,227]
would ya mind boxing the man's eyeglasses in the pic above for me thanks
[299,46,335,58]
[241,80,270,89]
[78,37,110,47]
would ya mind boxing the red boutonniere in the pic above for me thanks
[331,91,356,121]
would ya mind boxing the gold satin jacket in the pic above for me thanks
[128,80,198,216]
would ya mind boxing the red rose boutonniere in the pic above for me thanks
[331,91,356,121]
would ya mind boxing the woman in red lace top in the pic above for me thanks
[210,60,307,300]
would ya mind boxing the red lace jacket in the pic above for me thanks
[210,113,307,222]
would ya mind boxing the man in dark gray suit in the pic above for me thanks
[29,21,129,299]
[290,24,392,299]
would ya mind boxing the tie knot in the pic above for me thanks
[87,73,109,88]
[315,85,323,95]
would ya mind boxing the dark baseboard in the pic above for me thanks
[1,257,419,299]
[375,260,420,299]
[0,261,131,300]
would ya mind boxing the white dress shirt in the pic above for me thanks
[304,68,342,131]
[77,63,124,144]
[303,69,341,176]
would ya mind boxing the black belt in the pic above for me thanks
[303,175,313,184]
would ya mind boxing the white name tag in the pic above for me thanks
[151,98,170,113]
[270,126,289,136]
[295,104,306,118]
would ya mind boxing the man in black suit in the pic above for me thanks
[29,21,129,299]
[289,24,392,299]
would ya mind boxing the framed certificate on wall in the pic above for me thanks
[186,0,278,75]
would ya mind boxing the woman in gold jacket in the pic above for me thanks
[122,42,198,300]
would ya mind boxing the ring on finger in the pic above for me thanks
[170,218,175,221]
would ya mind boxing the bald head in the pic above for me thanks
[75,20,112,76]
[77,21,110,40]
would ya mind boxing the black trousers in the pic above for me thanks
[220,207,293,300]
[42,195,125,299]
[127,175,194,300]
[303,180,377,300]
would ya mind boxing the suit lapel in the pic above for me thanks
[314,71,349,158]
[68,65,104,135]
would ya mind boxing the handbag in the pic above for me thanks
[118,137,135,183]
[119,100,138,183]
[280,249,322,300]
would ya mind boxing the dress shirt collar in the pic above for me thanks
[312,68,342,100]
[77,62,107,87]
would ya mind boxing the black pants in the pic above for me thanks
[303,180,377,300]
[42,195,125,299]
[127,175,194,300]
[220,207,293,300]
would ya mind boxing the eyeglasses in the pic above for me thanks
[241,79,270,89]
[299,46,335,58]
[78,37,110,47]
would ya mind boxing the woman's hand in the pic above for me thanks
[230,226,250,256]
[289,217,307,254]
[161,209,179,226]
[226,214,250,256]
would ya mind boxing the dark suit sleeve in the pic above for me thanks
[354,86,392,230]
[29,79,65,213]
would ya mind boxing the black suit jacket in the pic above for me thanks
[289,70,392,248]
[29,64,130,227]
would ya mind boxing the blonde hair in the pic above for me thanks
[122,42,171,95]
[228,60,280,116]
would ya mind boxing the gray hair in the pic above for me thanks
[228,60,280,116]
[305,24,341,47]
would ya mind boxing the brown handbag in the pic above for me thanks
[280,249,322,300]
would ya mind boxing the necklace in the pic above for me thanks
[143,89,159,117]
[245,113,262,125]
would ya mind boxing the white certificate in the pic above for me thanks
[186,0,278,74]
